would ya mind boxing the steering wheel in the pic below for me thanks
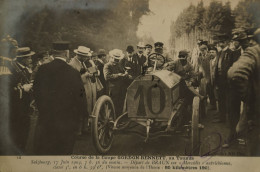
[148,53,166,70]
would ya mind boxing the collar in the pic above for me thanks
[16,61,32,73]
[55,57,67,62]
[74,56,83,64]
[137,52,143,57]
[222,46,229,51]
[97,59,104,64]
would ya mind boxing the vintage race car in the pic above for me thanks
[91,53,203,155]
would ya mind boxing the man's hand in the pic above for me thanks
[22,83,33,92]
[117,73,125,77]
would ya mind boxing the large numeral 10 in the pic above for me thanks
[134,84,166,116]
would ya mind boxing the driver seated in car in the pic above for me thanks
[154,42,173,63]
[146,42,173,72]
[164,50,204,100]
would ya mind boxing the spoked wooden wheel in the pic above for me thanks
[92,95,116,154]
[191,96,201,155]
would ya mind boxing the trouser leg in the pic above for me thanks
[208,84,216,106]
[216,86,227,121]
[227,89,241,140]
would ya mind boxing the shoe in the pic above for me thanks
[222,143,229,148]
[238,139,246,145]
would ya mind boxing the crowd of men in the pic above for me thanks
[0,27,259,155]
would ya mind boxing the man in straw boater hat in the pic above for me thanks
[0,35,36,154]
[70,46,103,135]
[33,41,87,155]
[104,49,132,116]
[4,46,35,154]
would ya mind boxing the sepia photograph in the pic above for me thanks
[0,0,260,171]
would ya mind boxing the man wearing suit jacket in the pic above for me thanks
[132,42,147,78]
[33,42,87,155]
[213,35,233,123]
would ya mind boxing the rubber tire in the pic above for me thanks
[92,95,115,154]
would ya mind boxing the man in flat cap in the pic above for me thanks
[165,50,203,107]
[34,41,87,155]
[154,41,172,63]
[104,49,132,116]
[227,28,260,153]
[165,50,197,83]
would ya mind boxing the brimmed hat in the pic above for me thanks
[246,28,257,38]
[92,52,98,57]
[232,32,248,41]
[215,34,230,42]
[109,49,124,59]
[16,47,35,58]
[154,42,164,47]
[126,45,134,53]
[37,51,49,59]
[199,44,208,51]
[178,50,189,58]
[53,41,70,51]
[208,45,218,52]
[145,44,152,49]
[254,28,260,43]
[74,46,92,56]
[137,42,145,48]
[98,49,106,56]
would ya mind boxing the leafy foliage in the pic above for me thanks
[2,0,150,54]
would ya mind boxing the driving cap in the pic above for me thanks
[98,49,106,56]
[53,41,70,51]
[178,50,189,58]
[232,32,248,41]
[254,28,260,43]
[154,42,164,47]
[246,28,257,38]
[199,44,208,51]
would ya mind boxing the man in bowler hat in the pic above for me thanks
[33,41,87,155]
